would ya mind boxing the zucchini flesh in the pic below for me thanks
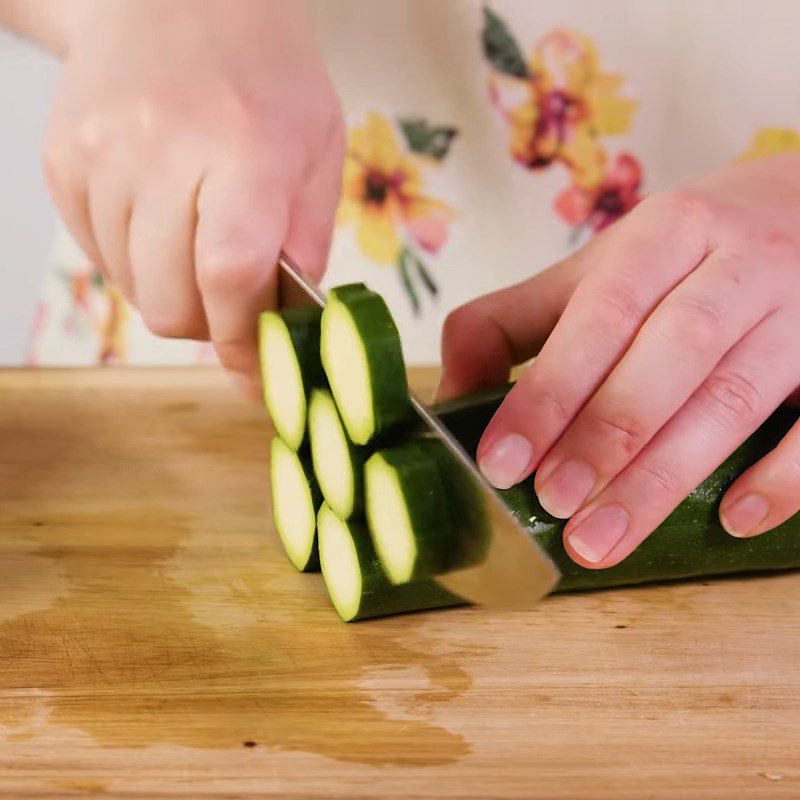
[270,437,321,572]
[317,504,461,622]
[320,284,410,445]
[259,308,325,450]
[309,388,365,520]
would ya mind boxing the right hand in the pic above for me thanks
[43,0,344,398]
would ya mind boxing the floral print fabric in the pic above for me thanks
[29,1,800,366]
[482,11,643,241]
[337,112,456,313]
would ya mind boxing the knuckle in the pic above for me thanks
[589,408,648,459]
[140,305,198,340]
[697,369,764,423]
[443,303,483,344]
[639,189,715,232]
[197,247,268,293]
[590,281,646,338]
[141,311,184,340]
[758,227,800,265]
[656,294,726,356]
[532,384,573,426]
[213,338,257,374]
[637,459,683,496]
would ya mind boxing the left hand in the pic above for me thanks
[438,152,800,569]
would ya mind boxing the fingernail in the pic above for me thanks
[479,433,533,489]
[720,493,769,537]
[566,504,629,564]
[537,459,596,518]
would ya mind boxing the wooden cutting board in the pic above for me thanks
[0,367,798,799]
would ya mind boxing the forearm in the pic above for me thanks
[0,0,85,56]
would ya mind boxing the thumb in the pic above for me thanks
[436,255,586,401]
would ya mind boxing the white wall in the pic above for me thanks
[0,30,58,364]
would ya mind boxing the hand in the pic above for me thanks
[40,0,344,398]
[439,153,800,568]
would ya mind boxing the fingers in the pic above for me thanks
[127,166,208,340]
[86,156,135,301]
[43,136,106,275]
[477,192,713,489]
[562,310,800,568]
[282,119,345,282]
[533,247,782,518]
[436,255,585,401]
[720,416,800,537]
[195,164,290,401]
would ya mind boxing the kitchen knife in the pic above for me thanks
[277,253,560,609]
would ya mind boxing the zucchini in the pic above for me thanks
[259,307,325,450]
[365,438,490,584]
[434,388,800,590]
[320,283,410,445]
[308,388,366,520]
[270,437,321,572]
[364,441,453,584]
[317,504,462,621]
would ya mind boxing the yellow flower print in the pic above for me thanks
[99,286,128,365]
[487,24,635,187]
[337,112,457,314]
[736,127,800,162]
[482,9,645,243]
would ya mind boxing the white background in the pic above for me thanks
[0,29,57,364]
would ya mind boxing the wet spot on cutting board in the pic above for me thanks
[163,401,199,414]
[0,380,471,767]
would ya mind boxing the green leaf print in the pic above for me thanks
[481,7,530,80]
[398,118,458,161]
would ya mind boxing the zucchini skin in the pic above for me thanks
[434,390,800,591]
[322,284,411,443]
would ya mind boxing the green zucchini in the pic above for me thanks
[270,436,321,572]
[317,503,462,622]
[259,307,325,450]
[364,441,453,584]
[434,388,800,591]
[320,283,410,445]
[365,438,490,584]
[308,388,366,520]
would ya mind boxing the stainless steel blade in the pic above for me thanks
[277,253,560,609]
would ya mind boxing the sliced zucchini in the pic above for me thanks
[270,436,321,572]
[365,438,490,585]
[320,283,410,445]
[259,307,325,450]
[364,441,452,584]
[317,503,461,622]
[308,388,366,520]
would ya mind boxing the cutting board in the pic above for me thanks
[0,368,798,799]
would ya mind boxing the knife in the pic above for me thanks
[277,253,560,609]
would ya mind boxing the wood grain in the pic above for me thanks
[0,367,798,799]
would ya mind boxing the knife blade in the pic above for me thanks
[277,254,560,609]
